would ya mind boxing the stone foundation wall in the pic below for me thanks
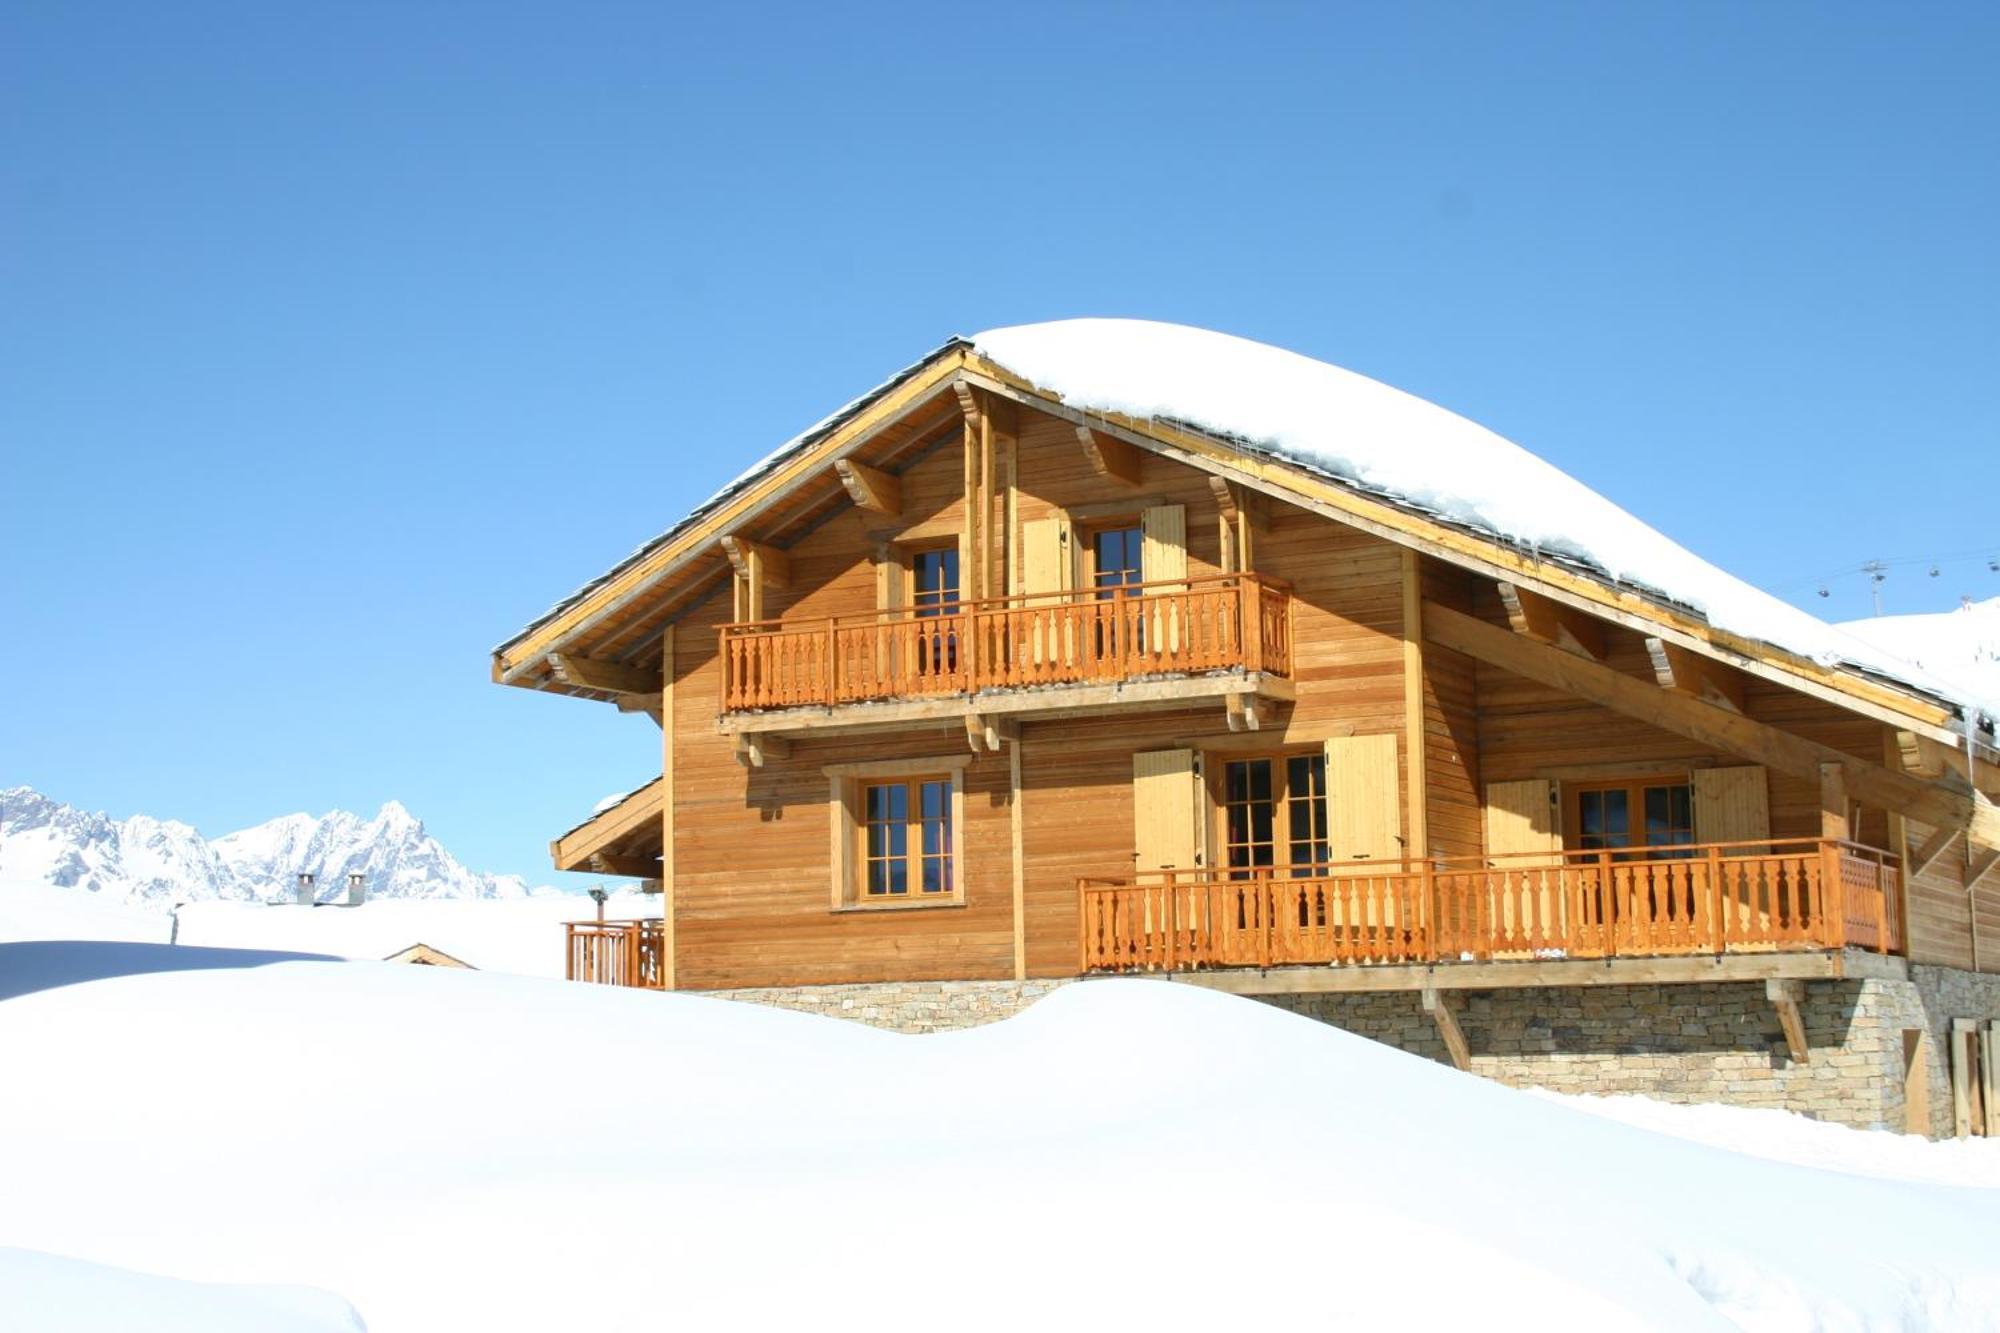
[694,966,2000,1136]
[704,978,1072,1034]
[1259,967,2000,1136]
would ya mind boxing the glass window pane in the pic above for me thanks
[1248,761,1272,802]
[885,858,907,895]
[867,860,890,895]
[922,858,945,894]
[921,780,947,820]
[866,784,893,821]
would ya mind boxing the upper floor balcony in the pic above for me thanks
[718,572,1294,732]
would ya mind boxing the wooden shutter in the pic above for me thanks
[1692,765,1769,852]
[1021,515,1072,594]
[1139,504,1187,589]
[1132,748,1201,873]
[873,543,905,613]
[1485,779,1560,862]
[1325,734,1402,863]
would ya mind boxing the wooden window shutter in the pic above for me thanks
[1132,748,1201,873]
[1140,503,1188,589]
[1325,734,1402,863]
[1485,779,1560,862]
[1691,765,1769,852]
[1021,515,1073,596]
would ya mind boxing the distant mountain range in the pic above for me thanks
[0,786,542,905]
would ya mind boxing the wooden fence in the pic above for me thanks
[565,919,666,987]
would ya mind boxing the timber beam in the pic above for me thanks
[834,459,902,516]
[1971,845,2000,889]
[1423,599,2000,848]
[734,733,790,768]
[1420,986,1471,1071]
[1497,582,1607,661]
[613,695,664,727]
[549,653,661,697]
[964,713,1008,754]
[719,535,791,588]
[1077,426,1143,486]
[1645,636,1746,713]
[1767,978,1811,1063]
[588,852,661,879]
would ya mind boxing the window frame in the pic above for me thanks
[1081,519,1145,595]
[825,756,970,911]
[1563,774,1696,858]
[1210,748,1331,879]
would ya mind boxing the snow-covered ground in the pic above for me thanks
[3,948,1999,1332]
[0,1247,363,1333]
[0,876,653,977]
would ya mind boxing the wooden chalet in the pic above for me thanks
[495,320,1999,1121]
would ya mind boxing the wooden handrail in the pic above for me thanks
[1078,838,1905,974]
[565,918,666,987]
[722,574,1294,712]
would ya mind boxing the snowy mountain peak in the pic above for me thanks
[1,787,534,906]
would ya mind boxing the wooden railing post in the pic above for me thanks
[1420,857,1438,962]
[1873,858,1890,955]
[1259,871,1273,969]
[1599,851,1616,957]
[1819,839,1843,948]
[1706,844,1725,954]
[1240,577,1263,672]
[823,618,838,705]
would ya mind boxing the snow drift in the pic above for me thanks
[1,949,1997,1332]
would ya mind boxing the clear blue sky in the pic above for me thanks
[4,3,1995,888]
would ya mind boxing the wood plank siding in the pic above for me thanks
[533,385,1992,990]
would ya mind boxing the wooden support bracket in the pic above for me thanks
[1907,825,1959,879]
[734,733,790,768]
[1767,978,1810,1063]
[1420,986,1471,1071]
[1644,636,1746,713]
[719,535,792,588]
[964,713,1007,753]
[549,653,662,697]
[1970,844,2000,889]
[1497,582,1607,661]
[1224,692,1264,733]
[613,695,664,727]
[834,459,902,516]
[1077,426,1143,486]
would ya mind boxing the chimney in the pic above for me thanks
[294,871,316,907]
[345,871,367,907]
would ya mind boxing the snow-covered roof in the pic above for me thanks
[500,319,1990,729]
[1839,597,2000,720]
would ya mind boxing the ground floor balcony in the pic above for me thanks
[1079,839,1904,975]
[565,919,665,987]
[718,573,1294,735]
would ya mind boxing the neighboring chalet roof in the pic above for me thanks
[382,942,473,969]
[491,319,1994,748]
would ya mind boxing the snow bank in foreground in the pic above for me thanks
[0,877,655,977]
[972,320,1986,718]
[1538,1090,2000,1188]
[2,951,1998,1332]
[0,1247,362,1333]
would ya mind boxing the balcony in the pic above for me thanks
[719,573,1293,723]
[565,919,665,987]
[1079,839,1904,975]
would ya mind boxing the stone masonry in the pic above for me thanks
[699,965,2000,1136]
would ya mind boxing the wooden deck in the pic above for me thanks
[1080,839,1904,974]
[566,919,666,987]
[719,573,1292,712]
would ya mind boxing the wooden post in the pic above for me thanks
[1399,550,1430,862]
[1010,739,1026,982]
[1240,576,1263,671]
[660,624,676,990]
[824,618,837,705]
[1421,986,1471,1071]
[1706,843,1725,955]
[1768,978,1810,1063]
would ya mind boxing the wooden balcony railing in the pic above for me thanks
[721,573,1292,713]
[565,919,665,987]
[1080,839,1904,974]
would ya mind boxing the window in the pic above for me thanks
[910,548,960,616]
[827,757,968,909]
[1220,753,1329,878]
[907,546,959,677]
[1090,525,1144,595]
[1568,777,1694,859]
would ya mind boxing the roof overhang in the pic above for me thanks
[492,343,1991,759]
[551,778,665,877]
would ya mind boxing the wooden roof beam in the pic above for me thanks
[1423,599,2000,848]
[1077,426,1143,486]
[1645,636,1746,713]
[588,852,661,879]
[549,653,661,697]
[834,459,902,516]
[1498,582,1607,662]
[719,535,791,588]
